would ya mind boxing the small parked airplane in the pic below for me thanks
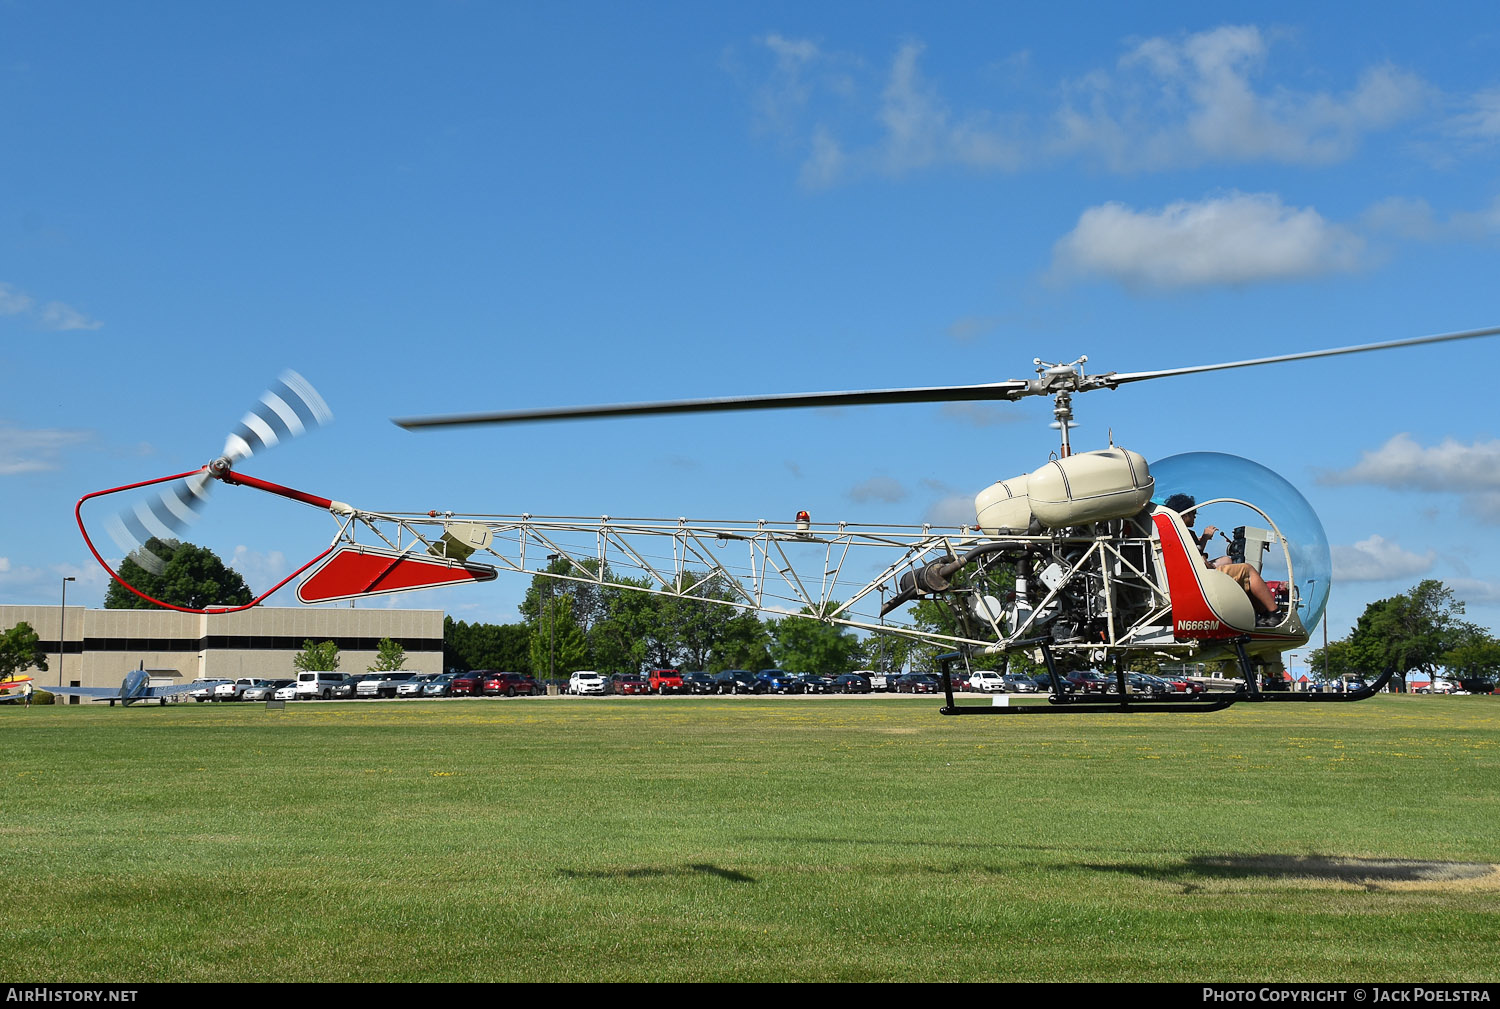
[46,666,228,707]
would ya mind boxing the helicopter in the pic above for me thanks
[76,326,1500,716]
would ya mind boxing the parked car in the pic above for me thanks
[754,669,799,694]
[397,674,441,698]
[448,670,486,696]
[569,671,608,695]
[335,674,377,699]
[293,671,346,700]
[969,671,1007,693]
[186,678,224,703]
[999,674,1038,693]
[484,672,539,697]
[894,674,940,694]
[214,678,273,702]
[711,670,757,694]
[681,672,717,694]
[244,679,292,702]
[272,681,300,701]
[832,673,871,694]
[648,669,685,694]
[359,672,419,699]
[422,673,458,697]
[793,673,834,694]
[610,674,649,696]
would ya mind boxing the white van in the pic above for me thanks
[294,671,345,700]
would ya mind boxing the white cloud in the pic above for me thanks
[0,283,34,315]
[0,557,9,573]
[1447,86,1500,141]
[752,26,1433,185]
[1052,192,1364,289]
[0,282,102,331]
[1448,578,1500,606]
[1330,535,1435,582]
[39,301,103,331]
[1321,434,1500,525]
[0,423,92,475]
[1059,27,1432,170]
[1362,195,1500,241]
[926,494,976,527]
[848,476,906,503]
[1321,434,1500,493]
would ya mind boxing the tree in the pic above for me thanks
[1305,639,1363,682]
[1346,580,1468,691]
[709,609,773,673]
[1441,625,1500,693]
[771,608,865,674]
[368,637,407,672]
[293,640,340,673]
[0,622,48,679]
[104,538,252,610]
[529,593,588,680]
[444,617,532,673]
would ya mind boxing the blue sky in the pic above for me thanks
[4,2,1500,658]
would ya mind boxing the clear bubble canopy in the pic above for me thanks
[1151,452,1330,634]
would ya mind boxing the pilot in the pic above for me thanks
[1164,493,1279,621]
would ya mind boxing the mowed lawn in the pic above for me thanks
[3,694,1497,982]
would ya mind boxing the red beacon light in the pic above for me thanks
[795,510,811,533]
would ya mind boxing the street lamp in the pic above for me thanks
[545,553,561,686]
[58,576,76,687]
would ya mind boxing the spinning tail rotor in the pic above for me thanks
[105,371,332,573]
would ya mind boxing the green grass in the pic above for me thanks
[3,695,1498,982]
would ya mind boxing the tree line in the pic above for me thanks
[1308,579,1500,692]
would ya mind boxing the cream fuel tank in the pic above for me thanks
[975,447,1155,534]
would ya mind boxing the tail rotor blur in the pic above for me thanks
[106,371,332,573]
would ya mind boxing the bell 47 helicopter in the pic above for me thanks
[76,326,1500,716]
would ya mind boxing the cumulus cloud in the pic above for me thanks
[1059,26,1433,170]
[0,423,92,475]
[1321,433,1500,493]
[1330,534,1436,581]
[848,476,907,503]
[1321,434,1500,525]
[748,26,1433,185]
[1052,192,1365,289]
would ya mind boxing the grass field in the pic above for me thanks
[3,694,1498,982]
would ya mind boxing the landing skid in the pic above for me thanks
[936,641,1395,716]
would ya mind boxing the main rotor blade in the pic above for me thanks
[393,381,1032,429]
[1106,325,1500,386]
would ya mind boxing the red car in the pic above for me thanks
[611,674,649,696]
[483,672,539,697]
[449,670,485,696]
[648,668,685,694]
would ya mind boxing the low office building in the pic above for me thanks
[1,604,443,692]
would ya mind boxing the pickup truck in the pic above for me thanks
[213,678,272,702]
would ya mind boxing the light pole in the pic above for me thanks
[546,553,561,686]
[58,576,76,687]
